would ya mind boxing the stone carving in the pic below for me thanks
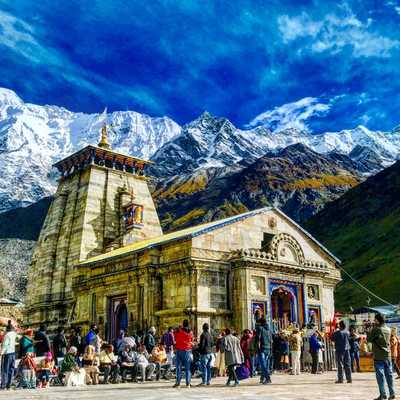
[307,284,320,300]
[250,275,266,295]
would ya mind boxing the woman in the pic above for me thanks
[82,344,100,384]
[18,352,37,389]
[221,328,244,386]
[18,328,35,358]
[215,330,226,377]
[390,327,400,377]
[240,329,253,373]
[37,352,55,388]
[279,332,289,371]
[173,320,193,388]
[61,346,86,386]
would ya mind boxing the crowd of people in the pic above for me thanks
[0,314,399,399]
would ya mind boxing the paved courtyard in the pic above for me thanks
[0,372,396,400]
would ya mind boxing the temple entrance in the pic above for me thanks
[271,286,296,328]
[107,296,128,342]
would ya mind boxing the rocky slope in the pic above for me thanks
[0,239,36,300]
[306,160,400,310]
[153,143,364,231]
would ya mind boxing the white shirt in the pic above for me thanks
[1,331,17,355]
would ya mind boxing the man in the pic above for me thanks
[134,344,155,382]
[34,324,50,357]
[99,344,120,384]
[144,327,156,355]
[256,317,272,384]
[198,323,213,386]
[0,321,17,390]
[367,313,395,400]
[309,329,322,374]
[161,327,175,366]
[289,328,302,375]
[349,326,361,373]
[85,324,101,354]
[332,320,352,384]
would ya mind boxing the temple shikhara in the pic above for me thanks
[25,127,341,340]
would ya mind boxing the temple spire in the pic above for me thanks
[98,107,111,150]
[98,123,111,150]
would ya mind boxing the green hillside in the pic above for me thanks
[306,161,400,311]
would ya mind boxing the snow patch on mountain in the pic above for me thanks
[0,87,181,212]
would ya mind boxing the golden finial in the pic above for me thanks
[98,123,111,150]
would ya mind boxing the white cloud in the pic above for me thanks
[248,96,336,132]
[277,9,399,58]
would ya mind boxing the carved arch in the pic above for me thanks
[269,233,305,265]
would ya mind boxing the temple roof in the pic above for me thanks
[78,207,341,267]
[53,145,152,174]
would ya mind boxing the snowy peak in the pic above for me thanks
[0,87,181,212]
[0,88,23,108]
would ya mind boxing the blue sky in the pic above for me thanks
[0,0,400,132]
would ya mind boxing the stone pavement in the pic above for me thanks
[0,372,396,400]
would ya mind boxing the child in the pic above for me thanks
[37,352,55,388]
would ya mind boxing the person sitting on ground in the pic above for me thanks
[82,344,100,385]
[37,351,55,388]
[119,344,136,382]
[61,346,86,386]
[99,344,119,384]
[151,343,170,380]
[134,343,156,382]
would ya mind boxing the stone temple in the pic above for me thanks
[25,128,341,340]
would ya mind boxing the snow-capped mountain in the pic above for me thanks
[0,88,181,212]
[1,87,400,213]
[150,112,400,177]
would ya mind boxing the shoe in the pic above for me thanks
[234,381,239,387]
[263,379,272,384]
[389,396,396,400]
[347,380,352,383]
[173,383,181,388]
[374,396,388,400]
[225,381,231,386]
[335,380,344,384]
[186,384,192,388]
[206,382,211,386]
[197,382,205,387]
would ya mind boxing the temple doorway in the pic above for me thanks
[271,286,296,328]
[107,296,128,342]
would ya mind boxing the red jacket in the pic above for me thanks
[175,328,193,351]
